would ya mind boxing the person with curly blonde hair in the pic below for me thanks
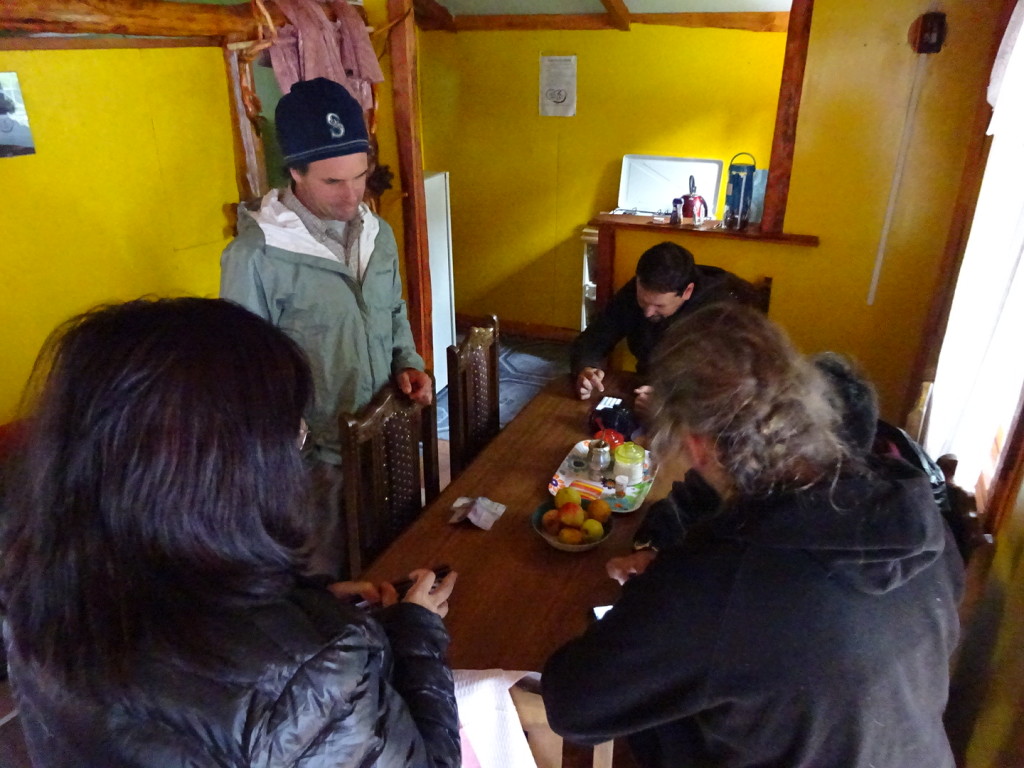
[544,303,963,768]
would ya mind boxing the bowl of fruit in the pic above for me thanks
[532,488,613,552]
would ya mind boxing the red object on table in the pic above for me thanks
[592,428,624,450]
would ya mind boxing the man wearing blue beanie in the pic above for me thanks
[220,77,431,577]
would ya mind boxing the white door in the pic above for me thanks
[424,172,456,391]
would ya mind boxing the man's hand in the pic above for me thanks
[396,368,433,405]
[633,385,654,419]
[576,367,606,400]
[605,549,658,585]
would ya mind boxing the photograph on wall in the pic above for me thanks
[0,72,36,158]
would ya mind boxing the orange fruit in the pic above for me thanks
[558,527,585,545]
[588,499,612,523]
[541,509,561,535]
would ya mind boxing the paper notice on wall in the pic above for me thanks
[539,55,576,117]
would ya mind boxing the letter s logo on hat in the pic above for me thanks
[326,113,345,139]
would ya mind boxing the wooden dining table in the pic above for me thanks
[363,372,674,672]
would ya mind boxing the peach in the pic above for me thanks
[541,509,561,535]
[558,503,586,528]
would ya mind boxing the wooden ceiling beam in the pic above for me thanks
[453,14,616,31]
[600,0,632,31]
[0,0,336,39]
[413,0,455,32]
[438,12,788,34]
[631,12,789,34]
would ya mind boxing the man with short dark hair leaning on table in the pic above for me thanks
[570,241,752,416]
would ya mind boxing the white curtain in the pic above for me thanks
[925,1,1024,492]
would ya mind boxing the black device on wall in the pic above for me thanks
[911,12,948,54]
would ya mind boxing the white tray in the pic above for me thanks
[547,440,656,514]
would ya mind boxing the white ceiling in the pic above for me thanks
[439,0,792,15]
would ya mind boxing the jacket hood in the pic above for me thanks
[713,459,948,595]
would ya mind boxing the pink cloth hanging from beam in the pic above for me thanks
[269,0,383,109]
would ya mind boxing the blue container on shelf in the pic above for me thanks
[724,152,756,230]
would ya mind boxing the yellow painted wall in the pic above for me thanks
[419,25,786,330]
[0,46,237,422]
[958,466,1024,765]
[419,0,1005,422]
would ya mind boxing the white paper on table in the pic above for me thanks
[455,669,540,768]
[539,55,576,117]
[449,497,506,530]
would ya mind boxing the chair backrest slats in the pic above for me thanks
[447,315,501,478]
[339,380,440,578]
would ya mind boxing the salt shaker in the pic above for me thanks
[587,439,612,481]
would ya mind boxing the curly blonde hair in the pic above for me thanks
[648,304,848,497]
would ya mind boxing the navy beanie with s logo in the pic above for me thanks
[276,77,369,167]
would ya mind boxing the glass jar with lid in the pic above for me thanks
[613,442,645,485]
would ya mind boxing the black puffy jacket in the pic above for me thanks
[6,586,460,768]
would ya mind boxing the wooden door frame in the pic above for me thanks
[903,0,1022,536]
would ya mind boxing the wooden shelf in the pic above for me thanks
[589,213,820,248]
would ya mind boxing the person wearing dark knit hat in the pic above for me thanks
[220,77,431,578]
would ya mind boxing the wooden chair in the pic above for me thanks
[338,381,440,578]
[447,315,501,478]
[510,678,614,768]
[725,274,773,314]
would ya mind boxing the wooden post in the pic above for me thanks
[387,0,433,371]
[760,0,813,235]
[223,48,268,203]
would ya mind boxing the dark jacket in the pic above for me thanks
[570,266,750,376]
[631,468,720,551]
[6,586,460,768]
[542,463,964,768]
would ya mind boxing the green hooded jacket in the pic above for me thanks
[220,191,423,464]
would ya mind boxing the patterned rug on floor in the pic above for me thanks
[436,335,571,441]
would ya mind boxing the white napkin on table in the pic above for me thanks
[449,497,507,530]
[454,669,539,768]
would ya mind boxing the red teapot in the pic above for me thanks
[681,175,708,223]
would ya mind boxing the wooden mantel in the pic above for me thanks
[588,212,819,310]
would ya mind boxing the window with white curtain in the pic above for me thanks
[924,0,1024,502]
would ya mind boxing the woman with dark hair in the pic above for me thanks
[543,303,963,768]
[0,297,459,767]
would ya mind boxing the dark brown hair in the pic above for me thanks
[0,297,313,686]
[635,242,699,294]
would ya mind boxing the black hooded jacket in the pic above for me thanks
[542,463,964,768]
[570,267,752,376]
